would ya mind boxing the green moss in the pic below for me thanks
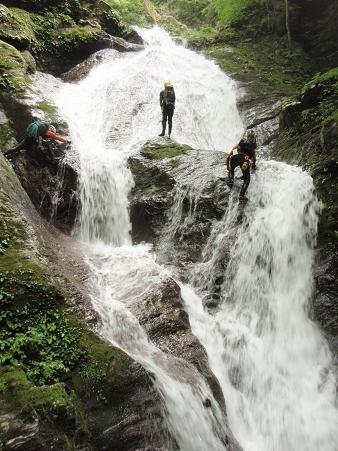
[0,40,30,92]
[37,101,57,115]
[0,203,28,254]
[0,367,89,449]
[31,12,102,58]
[207,37,310,93]
[0,368,71,413]
[301,67,338,96]
[213,0,253,24]
[141,142,192,160]
[105,0,148,26]
[0,5,35,49]
[72,331,133,402]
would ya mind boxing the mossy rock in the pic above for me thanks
[140,141,192,160]
[0,5,35,50]
[0,40,30,92]
[0,367,89,449]
[0,368,72,415]
[21,49,36,73]
[31,13,112,74]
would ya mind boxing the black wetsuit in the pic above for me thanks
[160,87,175,136]
[227,140,257,200]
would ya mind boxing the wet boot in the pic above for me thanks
[168,121,172,138]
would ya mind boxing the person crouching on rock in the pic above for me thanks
[159,81,175,138]
[226,129,257,202]
[4,120,70,157]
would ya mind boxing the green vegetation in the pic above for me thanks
[276,69,338,238]
[36,100,57,115]
[213,0,253,23]
[106,0,148,26]
[31,12,104,62]
[152,0,283,28]
[207,39,310,93]
[141,142,192,160]
[0,5,35,49]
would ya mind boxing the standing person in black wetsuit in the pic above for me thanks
[226,129,257,202]
[159,81,175,137]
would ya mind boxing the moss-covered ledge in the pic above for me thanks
[140,140,192,160]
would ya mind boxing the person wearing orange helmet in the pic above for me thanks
[159,81,176,137]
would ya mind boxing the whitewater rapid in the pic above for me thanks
[49,26,338,451]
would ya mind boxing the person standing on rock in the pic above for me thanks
[159,81,175,137]
[4,120,70,157]
[226,129,257,202]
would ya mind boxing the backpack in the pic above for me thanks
[26,120,49,140]
[164,87,175,106]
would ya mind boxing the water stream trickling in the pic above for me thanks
[50,26,338,451]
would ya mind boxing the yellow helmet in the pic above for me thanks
[164,81,172,88]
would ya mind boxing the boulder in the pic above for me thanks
[128,139,229,266]
[0,40,31,93]
[61,48,119,82]
[111,36,144,52]
[35,26,114,75]
[0,5,35,50]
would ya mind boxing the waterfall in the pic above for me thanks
[50,25,338,451]
[181,161,338,451]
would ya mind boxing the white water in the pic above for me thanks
[182,162,338,451]
[51,26,338,451]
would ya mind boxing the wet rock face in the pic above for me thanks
[128,139,229,265]
[78,360,177,451]
[0,79,81,233]
[313,240,338,359]
[135,277,226,410]
[12,143,79,233]
[61,48,119,82]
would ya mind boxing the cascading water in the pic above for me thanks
[52,26,243,450]
[49,25,338,451]
[182,162,338,451]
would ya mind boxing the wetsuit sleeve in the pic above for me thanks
[45,130,67,143]
[160,90,164,107]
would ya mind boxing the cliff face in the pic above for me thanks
[0,0,337,448]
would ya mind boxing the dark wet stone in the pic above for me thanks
[61,49,119,82]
